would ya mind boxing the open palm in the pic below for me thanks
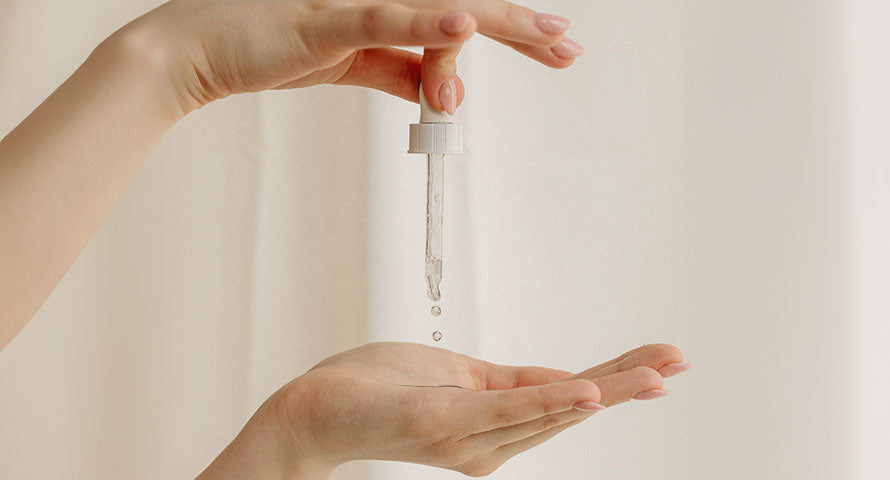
[273,342,688,477]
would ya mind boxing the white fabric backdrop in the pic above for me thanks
[2,1,888,479]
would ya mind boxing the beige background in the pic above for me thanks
[2,1,889,479]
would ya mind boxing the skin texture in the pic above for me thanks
[197,343,688,479]
[0,0,690,478]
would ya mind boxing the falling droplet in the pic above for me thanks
[431,305,441,317]
[432,331,443,342]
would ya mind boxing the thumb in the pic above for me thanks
[421,39,468,114]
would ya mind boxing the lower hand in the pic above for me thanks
[199,342,690,479]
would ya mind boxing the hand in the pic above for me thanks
[123,0,583,115]
[199,342,690,479]
[0,0,583,348]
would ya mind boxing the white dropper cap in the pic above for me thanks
[408,84,464,154]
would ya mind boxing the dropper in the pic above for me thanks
[408,84,464,302]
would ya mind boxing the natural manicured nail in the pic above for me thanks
[633,389,670,400]
[535,13,572,35]
[573,401,606,412]
[439,78,457,115]
[440,13,471,35]
[658,362,693,378]
[551,37,585,59]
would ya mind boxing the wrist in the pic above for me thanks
[198,388,338,480]
[100,9,213,120]
[93,22,188,122]
[266,381,345,479]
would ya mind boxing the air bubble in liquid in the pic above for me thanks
[431,306,441,317]
[432,331,443,342]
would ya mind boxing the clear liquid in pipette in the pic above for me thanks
[425,153,445,301]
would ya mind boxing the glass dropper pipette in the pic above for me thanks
[409,84,463,302]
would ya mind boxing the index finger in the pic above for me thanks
[303,5,476,53]
[471,362,574,390]
[404,0,572,47]
[453,378,600,433]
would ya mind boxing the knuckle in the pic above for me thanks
[493,391,528,423]
[572,378,601,399]
[450,442,474,464]
[559,379,600,405]
[399,399,439,439]
[540,415,562,430]
[501,2,533,30]
[549,56,575,69]
[488,3,510,35]
[458,462,502,477]
[360,4,390,41]
[403,413,437,440]
[647,343,685,364]
[472,360,493,389]
[430,439,470,465]
[493,406,522,425]
[408,12,427,42]
[539,396,562,415]
[630,366,664,389]
[504,2,523,21]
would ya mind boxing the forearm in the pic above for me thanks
[0,24,185,348]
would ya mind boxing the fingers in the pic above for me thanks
[658,362,693,378]
[461,366,662,451]
[418,12,471,113]
[473,362,574,390]
[458,345,689,448]
[456,378,600,432]
[491,35,583,69]
[455,418,580,477]
[307,2,581,114]
[334,46,468,113]
[490,419,581,467]
[399,0,583,70]
[334,48,422,102]
[408,0,569,47]
[586,366,666,406]
[459,404,599,452]
[576,344,687,380]
[303,5,476,54]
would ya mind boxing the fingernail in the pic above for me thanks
[535,13,572,35]
[633,389,670,401]
[439,78,457,115]
[572,401,606,412]
[440,13,471,36]
[551,37,585,59]
[658,362,693,378]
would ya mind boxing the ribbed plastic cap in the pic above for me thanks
[408,85,464,154]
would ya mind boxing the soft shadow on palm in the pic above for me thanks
[309,342,489,390]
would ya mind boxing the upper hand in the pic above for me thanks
[120,0,583,115]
